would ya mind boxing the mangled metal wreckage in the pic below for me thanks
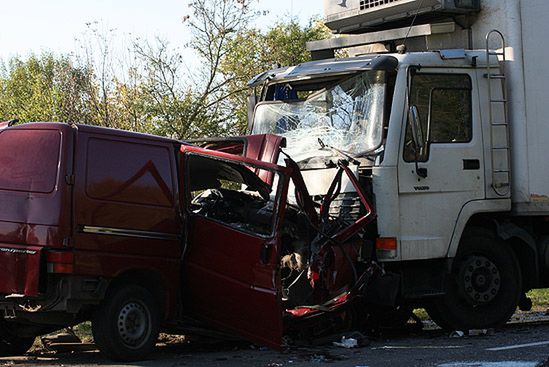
[185,133,396,347]
[0,57,402,360]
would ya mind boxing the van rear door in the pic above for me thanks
[180,145,291,348]
[0,124,73,296]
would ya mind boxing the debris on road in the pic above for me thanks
[449,329,495,338]
[39,329,95,353]
[450,331,465,338]
[333,336,358,348]
[468,329,494,336]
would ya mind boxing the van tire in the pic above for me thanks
[92,284,160,361]
[428,228,521,330]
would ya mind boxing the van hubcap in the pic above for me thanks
[117,301,151,348]
[460,255,501,304]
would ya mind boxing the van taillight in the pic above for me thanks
[46,251,74,274]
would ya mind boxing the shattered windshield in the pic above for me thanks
[252,71,386,162]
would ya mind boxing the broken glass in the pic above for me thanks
[252,71,386,163]
[187,154,280,236]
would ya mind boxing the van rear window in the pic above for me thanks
[0,129,61,193]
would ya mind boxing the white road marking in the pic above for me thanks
[372,345,464,350]
[486,340,549,351]
[438,362,539,367]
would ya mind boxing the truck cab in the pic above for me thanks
[245,24,541,330]
[245,0,549,333]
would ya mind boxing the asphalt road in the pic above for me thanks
[2,312,549,367]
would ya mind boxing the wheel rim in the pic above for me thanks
[117,301,151,349]
[459,255,501,305]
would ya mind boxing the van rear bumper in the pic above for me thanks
[0,244,43,296]
[0,275,108,327]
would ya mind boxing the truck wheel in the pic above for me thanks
[0,325,35,357]
[92,284,160,361]
[428,228,521,330]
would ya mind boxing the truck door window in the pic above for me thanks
[404,74,472,162]
[186,154,279,237]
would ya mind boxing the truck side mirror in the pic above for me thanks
[408,105,424,150]
[408,105,428,179]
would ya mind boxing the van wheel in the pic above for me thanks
[92,284,160,361]
[428,228,521,330]
[0,325,35,357]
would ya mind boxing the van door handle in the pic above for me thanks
[463,159,480,170]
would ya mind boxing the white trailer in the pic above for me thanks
[247,0,549,329]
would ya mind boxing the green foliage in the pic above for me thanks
[73,322,93,343]
[221,18,331,133]
[0,2,332,138]
[264,18,331,67]
[527,289,549,310]
[0,53,95,123]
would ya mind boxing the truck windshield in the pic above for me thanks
[252,71,386,163]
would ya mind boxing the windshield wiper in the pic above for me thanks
[358,146,385,162]
[317,138,360,166]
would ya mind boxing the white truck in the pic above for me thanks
[247,0,549,330]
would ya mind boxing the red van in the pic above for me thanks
[0,122,182,360]
[0,122,379,361]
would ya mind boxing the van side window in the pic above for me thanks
[404,74,473,162]
[0,129,60,193]
[186,154,278,237]
[86,138,174,207]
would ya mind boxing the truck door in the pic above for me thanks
[397,70,485,260]
[179,146,290,348]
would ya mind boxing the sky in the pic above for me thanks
[0,0,323,60]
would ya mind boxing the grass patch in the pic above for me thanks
[527,288,549,311]
[73,322,93,343]
[413,308,429,321]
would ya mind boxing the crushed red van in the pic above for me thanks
[0,122,385,361]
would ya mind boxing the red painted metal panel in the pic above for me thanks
[183,216,283,348]
[0,244,42,296]
[181,145,290,175]
[180,145,291,348]
[243,134,286,185]
[71,128,183,318]
[73,131,181,251]
[0,124,73,298]
[0,124,73,249]
[73,249,181,319]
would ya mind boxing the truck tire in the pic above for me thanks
[92,284,160,361]
[0,324,35,357]
[427,228,521,330]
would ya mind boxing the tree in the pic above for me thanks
[125,0,258,139]
[0,53,96,124]
[0,1,333,139]
[219,18,331,132]
[133,38,213,139]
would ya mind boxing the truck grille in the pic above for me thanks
[360,0,400,10]
[328,193,363,223]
